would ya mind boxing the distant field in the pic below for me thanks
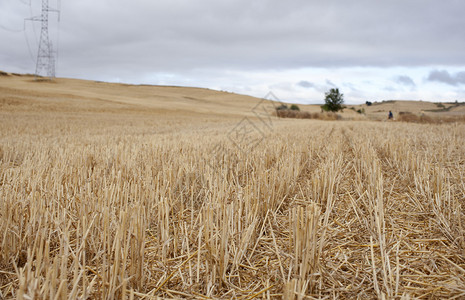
[1,74,465,298]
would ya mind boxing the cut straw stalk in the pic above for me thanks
[1,114,465,298]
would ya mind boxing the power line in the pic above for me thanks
[0,0,30,32]
[28,0,39,45]
[23,21,36,63]
[0,0,38,65]
[0,24,24,33]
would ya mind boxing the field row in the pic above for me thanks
[1,117,465,299]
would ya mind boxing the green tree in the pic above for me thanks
[290,104,300,111]
[321,88,344,112]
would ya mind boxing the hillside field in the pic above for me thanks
[1,73,465,299]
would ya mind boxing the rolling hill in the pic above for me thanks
[1,71,463,123]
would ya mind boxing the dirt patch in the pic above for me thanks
[276,109,342,120]
[0,97,27,106]
[398,111,465,123]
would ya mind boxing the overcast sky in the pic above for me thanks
[1,0,465,104]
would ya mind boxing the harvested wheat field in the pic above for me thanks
[1,74,465,299]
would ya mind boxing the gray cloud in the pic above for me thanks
[294,80,340,94]
[396,75,416,87]
[427,70,465,86]
[325,80,337,88]
[297,81,315,88]
[384,86,396,92]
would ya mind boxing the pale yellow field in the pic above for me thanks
[1,74,465,299]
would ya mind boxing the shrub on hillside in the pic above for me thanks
[276,109,341,120]
[276,104,288,111]
[290,104,300,111]
[397,112,465,124]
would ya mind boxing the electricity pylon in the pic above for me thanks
[27,0,59,80]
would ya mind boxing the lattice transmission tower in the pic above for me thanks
[27,0,60,80]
